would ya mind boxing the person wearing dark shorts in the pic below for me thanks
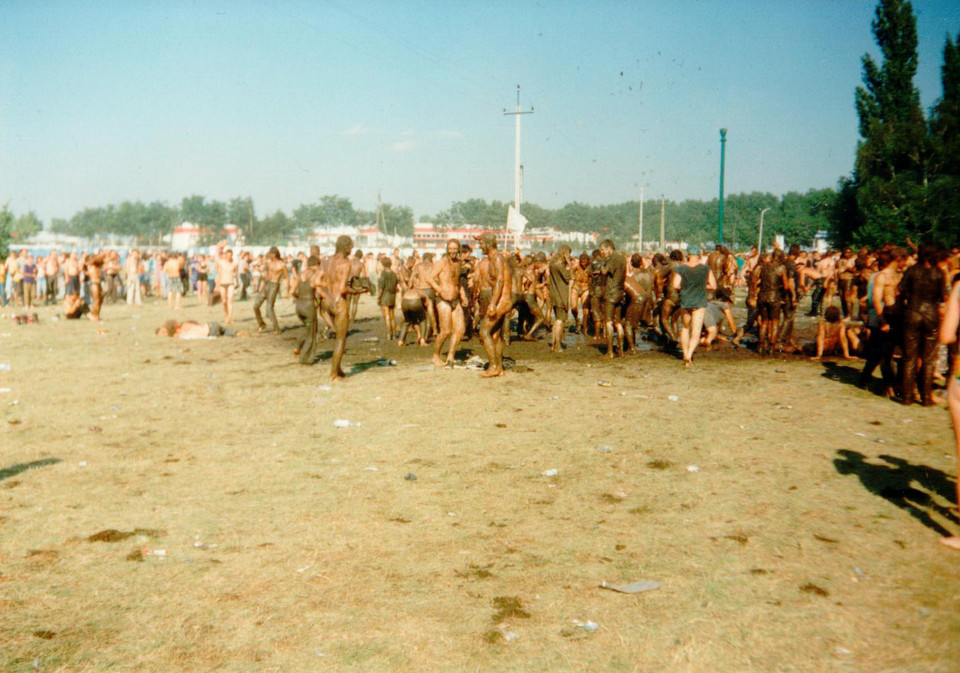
[673,247,716,366]
[398,289,429,346]
[378,257,399,340]
[756,250,789,355]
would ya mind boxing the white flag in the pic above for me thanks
[506,205,528,235]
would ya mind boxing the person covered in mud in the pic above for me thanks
[427,239,469,367]
[898,244,947,406]
[570,252,591,337]
[293,255,324,363]
[599,239,627,358]
[857,247,906,397]
[398,288,430,347]
[588,249,606,339]
[517,253,548,340]
[410,252,438,340]
[629,252,656,331]
[657,249,684,344]
[755,249,790,356]
[377,256,399,340]
[349,249,373,321]
[253,247,289,333]
[85,251,106,321]
[546,245,572,353]
[700,286,740,350]
[319,235,366,382]
[477,232,513,377]
[62,251,84,317]
[938,276,960,551]
[155,320,244,338]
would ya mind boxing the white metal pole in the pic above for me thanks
[639,185,644,252]
[758,207,771,252]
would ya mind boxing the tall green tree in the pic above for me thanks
[0,205,14,258]
[928,33,960,245]
[835,0,929,246]
[12,211,43,241]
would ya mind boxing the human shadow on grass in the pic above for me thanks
[0,458,62,481]
[834,449,958,536]
[821,360,894,399]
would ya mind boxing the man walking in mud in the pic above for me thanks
[477,233,513,378]
[320,235,366,382]
[428,239,468,368]
[254,247,288,333]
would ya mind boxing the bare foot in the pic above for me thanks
[293,348,301,355]
[418,338,428,346]
[397,340,405,347]
[480,367,504,378]
[939,536,960,551]
[683,359,692,367]
[431,355,445,367]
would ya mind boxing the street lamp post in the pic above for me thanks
[718,128,727,245]
[758,207,771,252]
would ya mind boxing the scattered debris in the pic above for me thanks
[596,445,614,453]
[834,646,853,656]
[377,359,397,366]
[404,472,417,481]
[333,419,358,428]
[599,580,661,594]
[686,465,700,472]
[542,468,558,477]
[572,619,599,631]
[597,380,613,387]
[362,466,378,472]
[668,395,679,402]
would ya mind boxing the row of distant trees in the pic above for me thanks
[3,187,835,257]
[832,0,959,248]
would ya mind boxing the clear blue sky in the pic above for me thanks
[2,0,958,223]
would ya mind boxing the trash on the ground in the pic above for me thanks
[548,395,560,400]
[597,380,613,387]
[686,465,700,472]
[317,384,332,391]
[454,355,486,371]
[333,419,358,428]
[854,432,866,437]
[297,565,311,573]
[141,549,167,558]
[404,472,417,481]
[363,337,380,342]
[572,619,599,631]
[499,628,519,642]
[363,466,378,472]
[78,461,87,467]
[377,359,397,366]
[668,395,679,402]
[542,468,559,477]
[834,646,853,656]
[0,388,11,393]
[0,363,10,371]
[193,540,218,550]
[853,567,867,580]
[596,445,614,453]
[599,580,662,594]
[10,400,19,406]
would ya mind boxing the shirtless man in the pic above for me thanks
[411,253,438,337]
[86,252,106,321]
[44,249,60,305]
[163,252,184,310]
[216,248,239,325]
[518,254,548,340]
[428,239,469,367]
[293,255,324,363]
[837,249,858,318]
[254,247,289,333]
[658,249,684,344]
[858,248,907,397]
[673,248,717,366]
[755,250,791,355]
[319,236,365,381]
[104,251,121,303]
[477,233,513,377]
[811,306,858,360]
[599,239,627,358]
[124,249,142,305]
[570,253,591,337]
[548,246,572,353]
[155,320,243,338]
[63,251,81,310]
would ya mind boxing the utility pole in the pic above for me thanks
[718,128,727,245]
[503,85,534,212]
[659,196,665,250]
[758,207,771,252]
[638,185,644,252]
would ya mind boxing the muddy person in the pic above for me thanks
[320,235,366,382]
[599,239,627,358]
[570,253,591,337]
[254,247,288,333]
[397,288,430,346]
[899,244,947,406]
[857,248,906,397]
[86,252,106,321]
[293,255,324,363]
[548,245,572,353]
[377,257,399,340]
[428,239,468,367]
[411,252,438,340]
[673,247,717,366]
[477,233,513,377]
[755,250,790,356]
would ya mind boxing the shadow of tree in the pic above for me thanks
[834,449,958,537]
[0,458,62,481]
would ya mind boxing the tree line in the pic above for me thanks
[5,187,835,255]
[832,0,959,248]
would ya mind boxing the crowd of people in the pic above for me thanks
[5,234,960,549]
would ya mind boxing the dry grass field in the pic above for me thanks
[1,292,958,672]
